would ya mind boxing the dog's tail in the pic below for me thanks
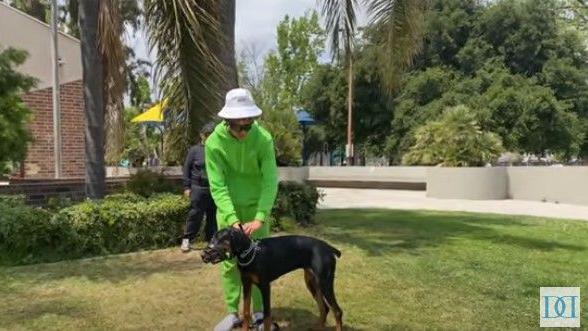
[327,244,342,258]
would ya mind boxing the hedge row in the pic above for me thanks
[0,180,322,266]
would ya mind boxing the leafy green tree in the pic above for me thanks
[130,75,152,108]
[402,105,503,166]
[8,0,49,23]
[558,0,588,31]
[385,66,458,162]
[260,108,302,166]
[386,0,588,162]
[146,0,231,166]
[388,60,585,161]
[301,64,347,148]
[253,11,324,111]
[302,59,393,160]
[122,107,160,167]
[474,0,583,76]
[240,11,325,165]
[476,65,584,157]
[0,48,35,175]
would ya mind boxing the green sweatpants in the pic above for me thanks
[218,204,270,314]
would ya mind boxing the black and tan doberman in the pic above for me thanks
[201,227,343,331]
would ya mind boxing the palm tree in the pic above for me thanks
[78,0,105,199]
[98,0,127,166]
[218,0,238,91]
[76,0,233,195]
[320,0,430,165]
[61,0,141,166]
[145,0,233,163]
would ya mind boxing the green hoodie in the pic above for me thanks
[205,121,278,227]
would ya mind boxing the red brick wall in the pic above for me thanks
[21,80,85,179]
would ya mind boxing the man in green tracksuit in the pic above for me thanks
[206,88,278,331]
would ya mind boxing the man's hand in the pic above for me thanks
[183,188,191,198]
[242,220,263,236]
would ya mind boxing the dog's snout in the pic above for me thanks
[201,250,209,263]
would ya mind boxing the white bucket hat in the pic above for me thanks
[218,88,262,119]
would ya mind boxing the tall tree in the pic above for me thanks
[255,11,324,110]
[239,11,325,165]
[218,0,238,93]
[384,0,588,162]
[60,0,141,39]
[9,0,48,22]
[559,0,588,30]
[78,0,105,199]
[145,0,225,164]
[321,0,430,164]
[99,0,127,165]
[0,48,35,175]
[59,0,141,166]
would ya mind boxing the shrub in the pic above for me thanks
[45,196,73,212]
[402,105,504,167]
[272,181,322,227]
[53,193,189,257]
[0,193,189,265]
[0,194,26,207]
[0,181,322,265]
[103,192,146,203]
[0,202,62,265]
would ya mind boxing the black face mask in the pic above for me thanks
[228,121,253,132]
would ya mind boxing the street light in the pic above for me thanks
[296,108,315,166]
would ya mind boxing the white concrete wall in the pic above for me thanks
[426,166,588,206]
[104,165,588,206]
[0,2,82,89]
[106,166,182,178]
[308,166,429,182]
[507,167,588,205]
[427,167,508,200]
[279,167,308,182]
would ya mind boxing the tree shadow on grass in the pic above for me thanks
[0,249,204,285]
[312,209,586,256]
[0,297,90,330]
[271,307,365,331]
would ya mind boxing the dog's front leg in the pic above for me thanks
[258,282,273,330]
[242,277,252,331]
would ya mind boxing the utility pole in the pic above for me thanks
[346,54,354,166]
[51,0,62,178]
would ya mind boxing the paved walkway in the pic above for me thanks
[318,188,588,221]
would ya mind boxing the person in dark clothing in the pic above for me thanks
[181,122,218,252]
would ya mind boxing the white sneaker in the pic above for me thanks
[214,313,241,331]
[253,312,279,330]
[180,238,191,252]
[252,312,264,326]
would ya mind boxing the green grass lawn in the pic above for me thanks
[1,209,587,330]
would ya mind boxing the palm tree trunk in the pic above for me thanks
[79,0,106,199]
[218,0,238,94]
